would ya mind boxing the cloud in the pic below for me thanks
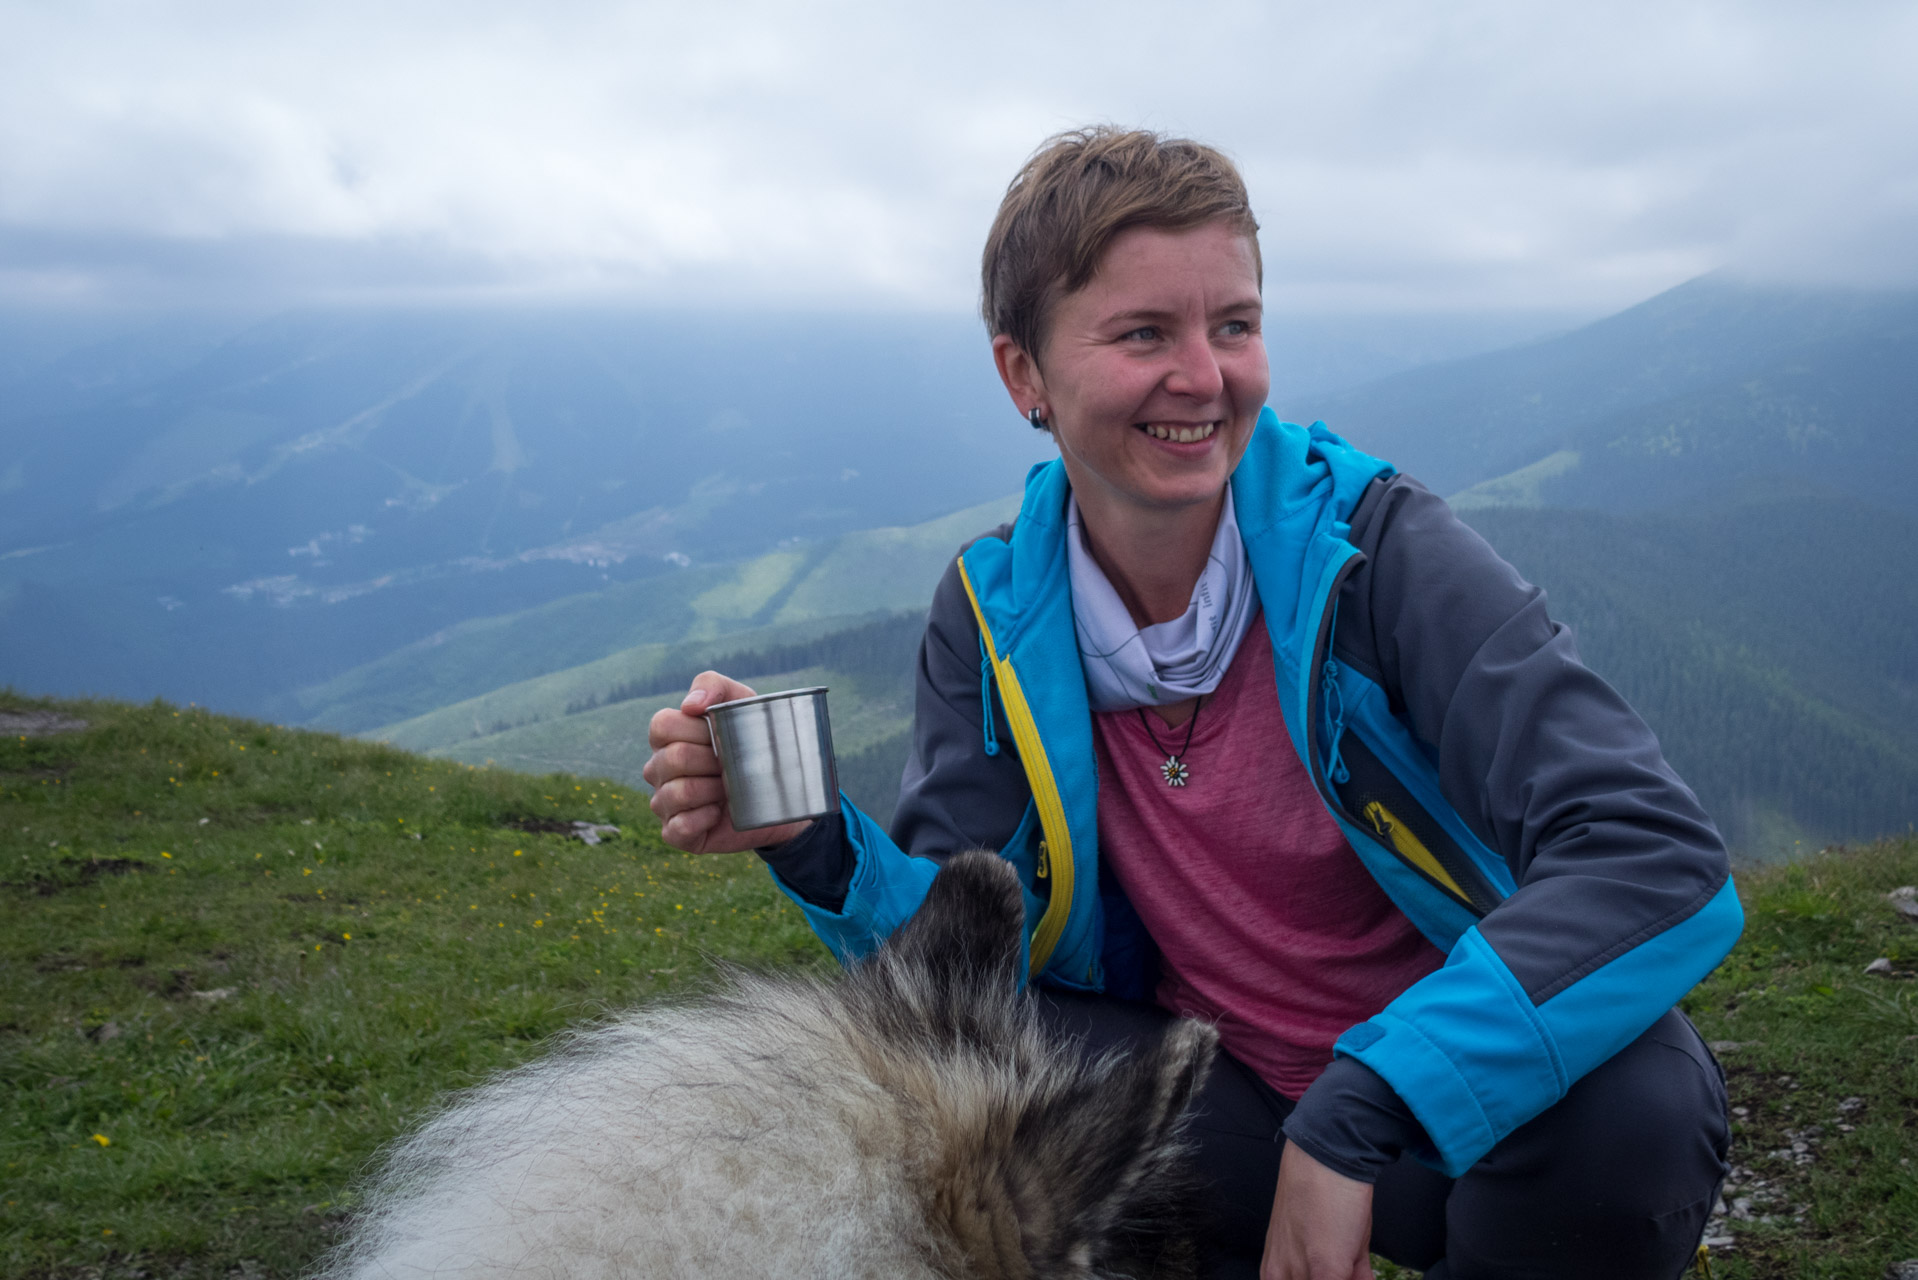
[1,0,1913,312]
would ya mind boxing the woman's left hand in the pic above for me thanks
[1260,1141,1376,1280]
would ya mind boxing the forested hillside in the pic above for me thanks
[1467,500,1918,852]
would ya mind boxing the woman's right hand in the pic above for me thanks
[642,671,813,854]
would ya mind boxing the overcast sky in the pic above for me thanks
[1,0,1913,316]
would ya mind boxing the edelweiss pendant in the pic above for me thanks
[1160,756,1189,787]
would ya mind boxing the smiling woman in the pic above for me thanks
[643,126,1741,1280]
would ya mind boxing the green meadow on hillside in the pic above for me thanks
[286,493,1019,738]
[4,693,1916,1279]
[377,609,927,824]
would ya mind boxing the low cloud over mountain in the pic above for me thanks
[2,1,1914,313]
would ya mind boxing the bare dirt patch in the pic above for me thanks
[33,951,148,973]
[4,854,146,895]
[129,968,209,1000]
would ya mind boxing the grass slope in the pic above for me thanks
[1,693,829,1278]
[4,692,1915,1279]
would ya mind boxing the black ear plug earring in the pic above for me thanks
[1028,407,1049,430]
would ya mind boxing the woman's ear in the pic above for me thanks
[991,333,1046,423]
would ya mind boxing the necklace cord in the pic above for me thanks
[1136,696,1203,760]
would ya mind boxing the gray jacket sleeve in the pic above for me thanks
[1337,475,1729,984]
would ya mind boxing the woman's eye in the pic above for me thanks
[1121,326,1159,342]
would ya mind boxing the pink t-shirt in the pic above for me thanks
[1092,615,1444,1099]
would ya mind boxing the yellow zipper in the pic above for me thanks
[957,558,1074,977]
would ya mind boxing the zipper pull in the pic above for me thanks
[1035,838,1049,880]
[978,635,1000,757]
[1321,658,1350,785]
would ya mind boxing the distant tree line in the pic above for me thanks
[467,714,545,741]
[565,611,927,717]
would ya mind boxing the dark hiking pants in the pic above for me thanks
[1037,992,1730,1280]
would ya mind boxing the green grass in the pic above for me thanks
[4,691,1915,1278]
[1679,839,1918,1279]
[0,692,829,1278]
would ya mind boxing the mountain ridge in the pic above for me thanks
[1315,274,1918,498]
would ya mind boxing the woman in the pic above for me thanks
[643,128,1736,1280]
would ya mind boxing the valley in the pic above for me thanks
[4,277,1916,854]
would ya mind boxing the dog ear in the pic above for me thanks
[1011,1017,1219,1276]
[880,849,1025,995]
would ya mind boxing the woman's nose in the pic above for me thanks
[1163,331,1225,401]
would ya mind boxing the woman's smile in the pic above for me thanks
[1138,420,1220,444]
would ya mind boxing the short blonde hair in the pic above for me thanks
[981,126,1261,361]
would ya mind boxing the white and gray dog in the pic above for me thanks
[320,851,1220,1280]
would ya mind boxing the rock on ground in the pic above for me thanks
[0,711,89,737]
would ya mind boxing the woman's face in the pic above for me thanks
[997,220,1268,528]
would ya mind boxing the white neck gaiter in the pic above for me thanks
[1067,490,1260,713]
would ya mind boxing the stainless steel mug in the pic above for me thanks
[705,686,841,831]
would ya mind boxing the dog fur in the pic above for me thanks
[319,851,1219,1280]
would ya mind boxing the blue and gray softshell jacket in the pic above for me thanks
[762,410,1742,1177]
